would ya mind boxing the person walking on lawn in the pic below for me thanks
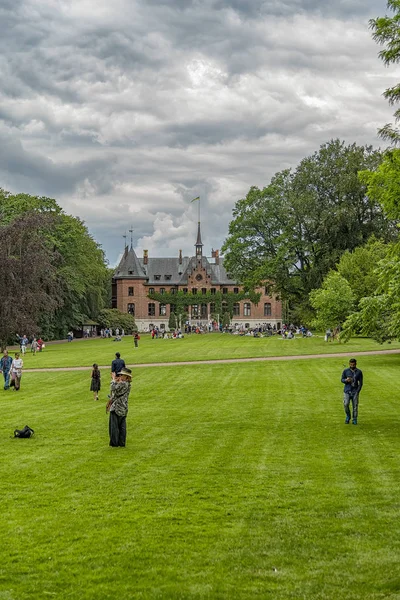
[111,352,125,381]
[90,363,101,401]
[0,350,12,390]
[341,358,363,425]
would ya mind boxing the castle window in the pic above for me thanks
[265,285,271,296]
[234,288,239,294]
[159,288,165,295]
[192,288,197,295]
[191,304,199,318]
[127,303,135,315]
[183,288,188,294]
[165,275,172,280]
[202,288,207,295]
[222,288,228,294]
[128,287,134,296]
[148,303,155,317]
[233,303,240,316]
[149,288,155,295]
[244,303,251,316]
[154,275,161,281]
[264,303,272,316]
[210,288,216,295]
[159,304,167,316]
[170,288,177,294]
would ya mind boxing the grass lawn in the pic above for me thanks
[10,333,400,369]
[0,353,399,599]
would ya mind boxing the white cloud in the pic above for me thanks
[0,0,395,264]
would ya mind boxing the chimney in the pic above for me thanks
[143,249,148,265]
[179,249,182,264]
[215,249,219,265]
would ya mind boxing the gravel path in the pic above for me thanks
[22,347,400,373]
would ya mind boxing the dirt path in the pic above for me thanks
[22,347,400,373]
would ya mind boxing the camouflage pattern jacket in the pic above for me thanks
[109,381,131,417]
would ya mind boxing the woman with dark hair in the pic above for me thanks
[90,364,101,401]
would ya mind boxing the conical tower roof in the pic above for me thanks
[114,245,147,278]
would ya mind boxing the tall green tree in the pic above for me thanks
[222,140,396,319]
[0,190,110,339]
[0,212,60,349]
[341,152,400,341]
[370,0,400,144]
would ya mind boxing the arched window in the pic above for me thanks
[264,302,272,316]
[127,303,135,315]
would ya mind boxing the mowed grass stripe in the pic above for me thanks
[0,356,399,599]
[11,332,400,369]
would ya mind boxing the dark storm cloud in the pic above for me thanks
[0,0,395,264]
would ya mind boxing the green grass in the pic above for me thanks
[10,333,400,369]
[1,354,400,598]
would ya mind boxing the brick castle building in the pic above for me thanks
[112,222,282,331]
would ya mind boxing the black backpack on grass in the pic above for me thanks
[13,425,34,438]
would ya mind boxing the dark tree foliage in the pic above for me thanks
[0,189,110,339]
[0,212,61,349]
[222,140,398,320]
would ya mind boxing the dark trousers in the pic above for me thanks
[109,411,127,447]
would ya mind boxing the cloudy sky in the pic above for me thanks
[0,0,397,265]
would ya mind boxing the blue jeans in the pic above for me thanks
[2,370,10,390]
[344,392,359,420]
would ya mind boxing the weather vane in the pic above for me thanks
[129,226,134,248]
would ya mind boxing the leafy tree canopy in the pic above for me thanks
[336,237,389,306]
[0,212,61,349]
[370,0,400,144]
[0,190,110,339]
[309,272,355,332]
[222,140,396,319]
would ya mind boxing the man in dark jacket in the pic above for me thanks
[341,358,363,425]
[0,350,13,390]
[111,352,125,380]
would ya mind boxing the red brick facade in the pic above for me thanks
[112,231,282,331]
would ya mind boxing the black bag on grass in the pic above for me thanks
[13,425,34,438]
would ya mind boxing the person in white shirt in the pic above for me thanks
[10,352,23,391]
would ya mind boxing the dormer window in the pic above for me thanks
[128,270,134,275]
[165,275,172,280]
[154,275,161,281]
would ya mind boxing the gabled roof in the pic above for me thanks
[114,247,237,285]
[113,246,147,279]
